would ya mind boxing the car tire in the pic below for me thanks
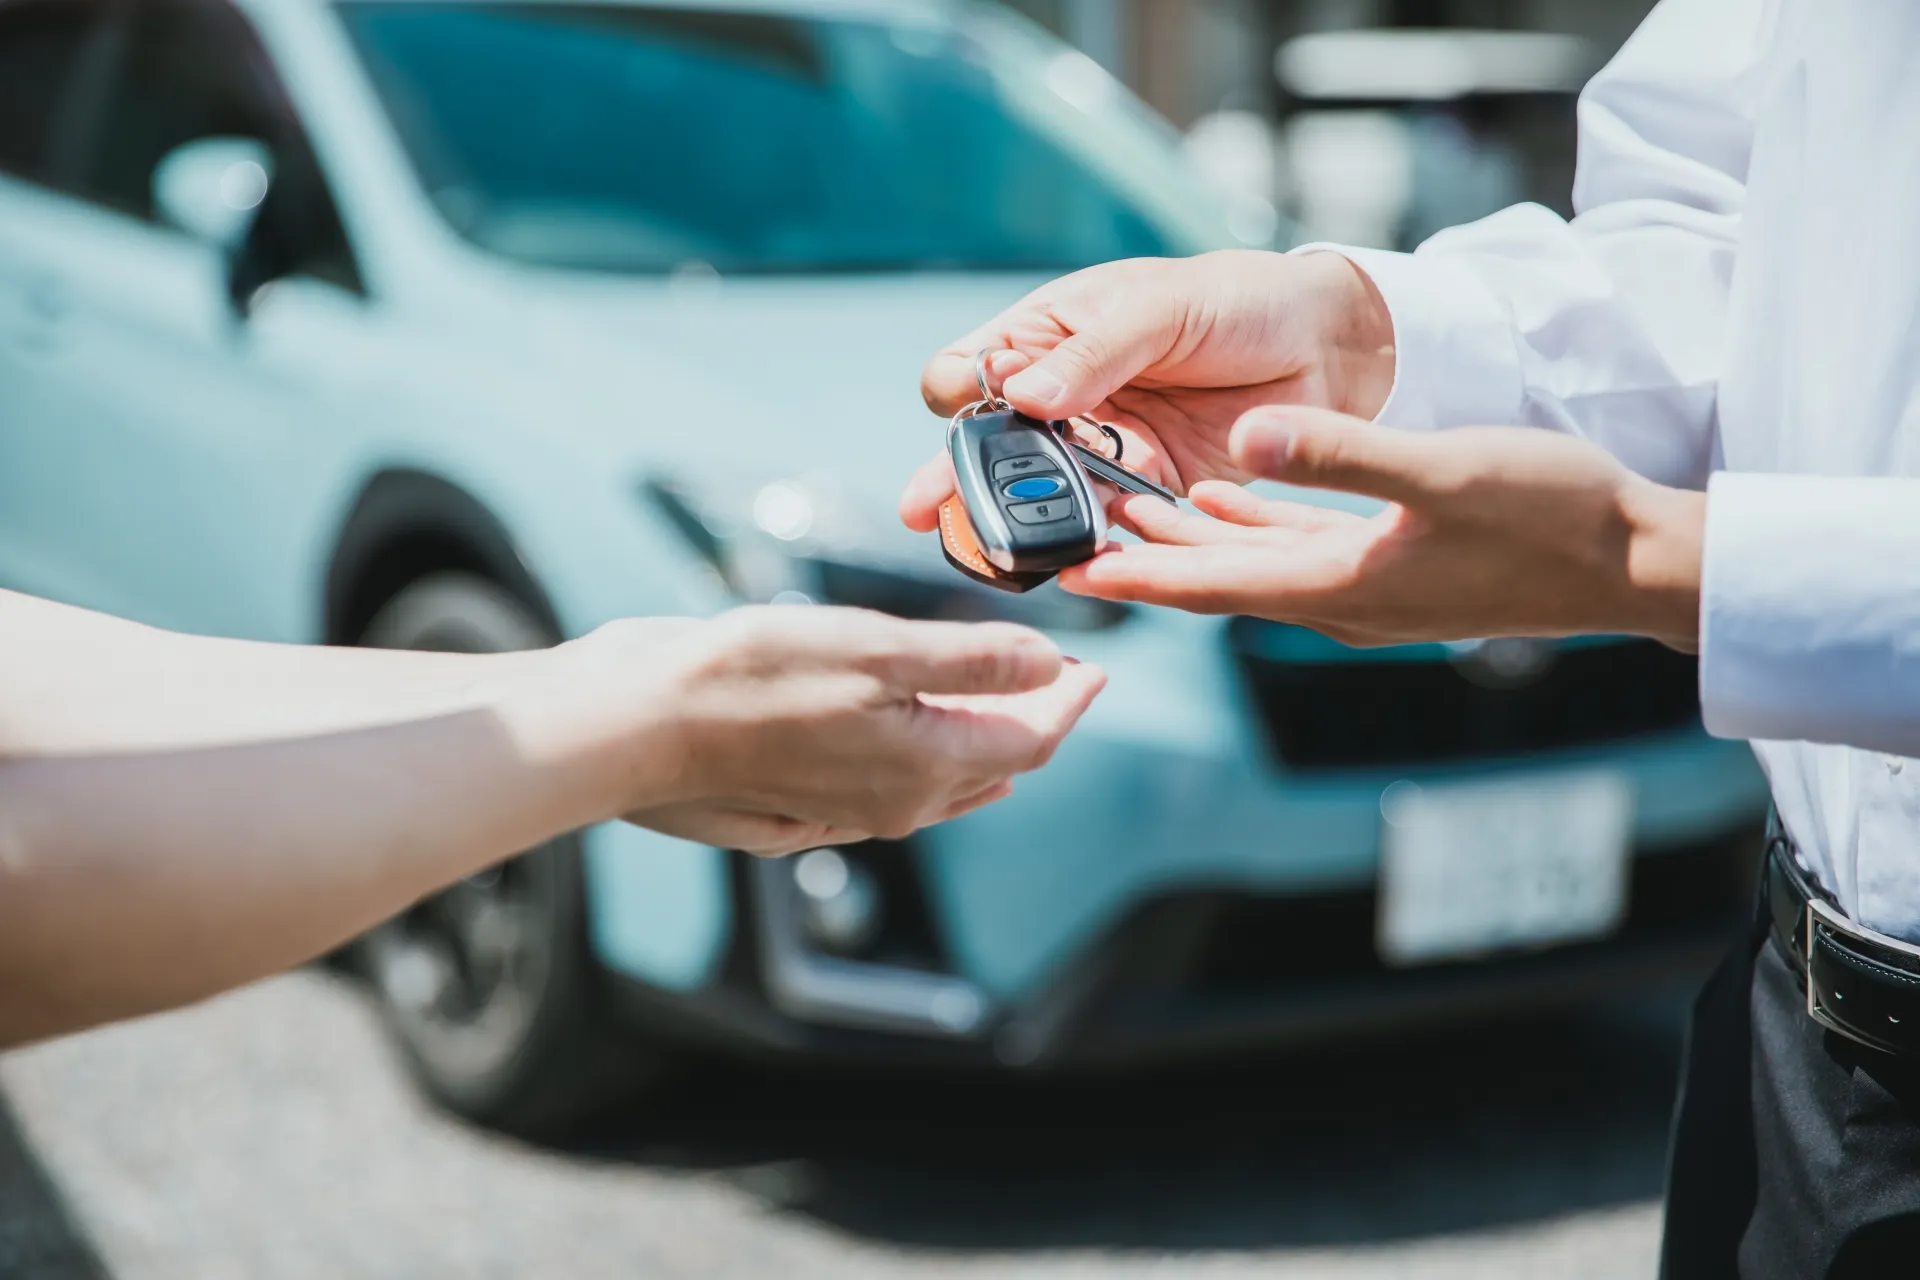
[352,571,666,1141]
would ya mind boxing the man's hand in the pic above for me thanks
[1056,407,1705,651]
[560,606,1105,850]
[900,250,1394,531]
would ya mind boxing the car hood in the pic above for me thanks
[493,272,1043,496]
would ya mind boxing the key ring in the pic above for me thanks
[1066,415,1126,463]
[973,348,1011,412]
[953,349,1125,466]
[946,349,1009,448]
[973,348,1127,463]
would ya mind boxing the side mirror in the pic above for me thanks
[152,136,275,252]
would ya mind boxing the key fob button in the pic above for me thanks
[1002,475,1067,500]
[1007,498,1077,525]
[992,454,1060,481]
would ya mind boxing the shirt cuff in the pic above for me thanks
[1701,472,1920,753]
[1289,242,1526,432]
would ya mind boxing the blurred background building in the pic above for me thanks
[1015,0,1659,249]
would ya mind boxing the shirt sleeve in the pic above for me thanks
[1700,474,1920,755]
[1295,0,1775,490]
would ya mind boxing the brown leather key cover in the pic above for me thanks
[938,494,1056,593]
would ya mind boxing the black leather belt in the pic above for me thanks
[1766,828,1920,1056]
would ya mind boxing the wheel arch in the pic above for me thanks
[323,469,561,645]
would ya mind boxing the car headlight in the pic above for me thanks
[640,474,1128,632]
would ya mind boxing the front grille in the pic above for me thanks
[1228,620,1701,770]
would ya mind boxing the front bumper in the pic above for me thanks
[608,817,1761,1070]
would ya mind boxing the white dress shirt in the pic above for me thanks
[1313,0,1920,938]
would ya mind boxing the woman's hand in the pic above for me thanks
[900,250,1394,530]
[546,606,1106,848]
[1055,407,1705,651]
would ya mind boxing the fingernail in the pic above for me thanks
[1005,366,1064,408]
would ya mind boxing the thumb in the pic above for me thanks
[1001,317,1173,421]
[1230,406,1443,506]
[865,618,1064,696]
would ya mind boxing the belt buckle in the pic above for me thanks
[1803,895,1920,1051]
[1805,897,1861,1042]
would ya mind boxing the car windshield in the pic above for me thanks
[336,1,1200,274]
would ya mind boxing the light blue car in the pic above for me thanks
[0,0,1767,1137]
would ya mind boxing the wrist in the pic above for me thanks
[494,619,712,825]
[1617,478,1706,651]
[1295,251,1396,420]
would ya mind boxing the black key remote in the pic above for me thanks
[941,409,1102,592]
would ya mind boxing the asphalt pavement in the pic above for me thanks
[0,970,1692,1278]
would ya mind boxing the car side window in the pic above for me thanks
[0,0,110,194]
[76,0,364,293]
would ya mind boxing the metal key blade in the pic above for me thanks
[1068,441,1178,504]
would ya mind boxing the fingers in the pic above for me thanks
[934,778,1016,824]
[1106,492,1262,547]
[923,343,1035,416]
[1187,480,1352,532]
[737,822,868,857]
[754,662,1100,843]
[1001,315,1173,422]
[1057,542,1340,616]
[624,803,869,857]
[1230,406,1448,506]
[864,617,1064,696]
[918,660,1106,770]
[1105,486,1353,549]
[845,662,1102,838]
[689,610,1101,843]
[632,779,1018,859]
[1057,545,1250,612]
[899,453,956,533]
[721,608,1060,696]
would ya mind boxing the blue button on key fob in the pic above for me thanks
[1004,474,1067,500]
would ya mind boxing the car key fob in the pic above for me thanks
[940,409,1103,593]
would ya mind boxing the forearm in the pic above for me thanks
[0,589,536,755]
[0,673,674,1045]
[0,605,683,1046]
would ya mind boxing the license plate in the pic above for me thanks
[1376,772,1633,966]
